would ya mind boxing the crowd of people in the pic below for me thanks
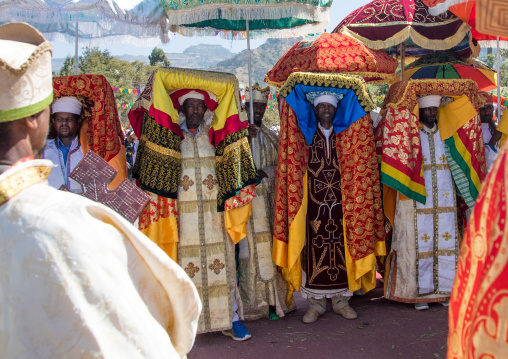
[1,22,508,358]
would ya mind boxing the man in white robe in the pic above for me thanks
[385,95,458,311]
[0,22,200,358]
[42,96,84,191]
[242,83,292,321]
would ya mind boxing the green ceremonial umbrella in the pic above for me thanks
[162,0,334,125]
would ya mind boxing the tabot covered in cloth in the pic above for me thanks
[375,79,487,223]
[128,67,259,262]
[52,74,127,188]
[272,72,386,305]
[264,33,398,87]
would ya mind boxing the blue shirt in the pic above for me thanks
[180,121,202,137]
[57,136,78,165]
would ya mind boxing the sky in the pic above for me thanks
[51,0,371,58]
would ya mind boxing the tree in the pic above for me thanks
[58,55,76,76]
[57,46,158,129]
[481,50,508,87]
[148,47,170,67]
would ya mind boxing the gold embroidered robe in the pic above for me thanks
[178,128,245,333]
[240,121,293,320]
[385,125,459,303]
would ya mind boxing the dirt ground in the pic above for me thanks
[189,282,449,359]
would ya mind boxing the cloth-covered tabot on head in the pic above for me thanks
[129,67,259,209]
[375,79,487,211]
[52,74,127,189]
[272,72,385,305]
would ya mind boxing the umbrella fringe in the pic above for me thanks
[0,9,170,43]
[428,0,474,16]
[341,22,471,51]
[165,3,330,25]
[478,39,508,50]
[172,22,328,39]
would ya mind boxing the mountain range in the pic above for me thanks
[52,39,298,85]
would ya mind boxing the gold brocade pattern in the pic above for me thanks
[134,113,181,198]
[208,259,225,275]
[380,79,485,117]
[184,262,200,278]
[215,128,259,211]
[0,164,52,206]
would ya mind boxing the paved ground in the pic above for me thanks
[189,282,449,359]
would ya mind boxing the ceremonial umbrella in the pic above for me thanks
[393,51,497,91]
[423,0,508,119]
[0,0,169,74]
[425,0,508,42]
[265,32,398,87]
[161,0,333,125]
[332,0,477,78]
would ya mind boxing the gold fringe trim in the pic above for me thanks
[341,21,471,51]
[266,71,396,88]
[278,72,375,112]
[416,206,456,215]
[0,41,52,76]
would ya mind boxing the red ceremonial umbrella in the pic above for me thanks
[333,0,472,51]
[424,0,508,43]
[423,0,508,120]
[265,32,398,87]
[333,0,478,78]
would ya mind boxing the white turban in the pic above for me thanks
[314,95,339,108]
[417,95,442,109]
[52,96,82,115]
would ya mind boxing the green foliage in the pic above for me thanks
[481,50,508,87]
[57,46,158,129]
[263,97,281,128]
[367,83,389,108]
[148,47,170,67]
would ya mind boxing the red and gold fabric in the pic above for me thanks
[423,0,508,46]
[129,67,244,147]
[333,0,471,51]
[52,74,127,189]
[129,68,259,261]
[264,33,398,87]
[375,79,486,211]
[272,72,385,305]
[447,142,508,359]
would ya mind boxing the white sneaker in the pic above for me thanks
[414,302,429,311]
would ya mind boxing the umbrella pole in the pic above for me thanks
[400,42,405,81]
[74,18,79,75]
[246,20,254,126]
[497,36,501,122]
[246,19,256,157]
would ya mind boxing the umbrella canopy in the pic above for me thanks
[393,52,497,91]
[265,33,398,87]
[0,0,169,44]
[163,0,332,38]
[424,0,508,48]
[333,0,471,52]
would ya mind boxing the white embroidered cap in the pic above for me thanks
[417,95,442,109]
[52,96,83,115]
